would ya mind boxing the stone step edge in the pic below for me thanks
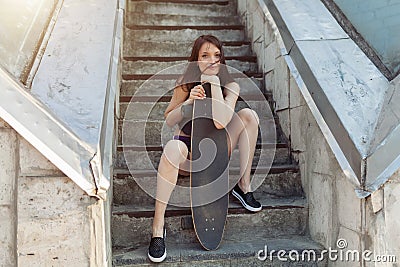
[119,93,272,103]
[117,142,288,151]
[114,165,300,178]
[125,41,252,47]
[120,76,264,83]
[112,195,307,218]
[125,11,238,16]
[124,13,241,26]
[126,25,244,30]
[123,55,257,62]
[122,73,263,81]
[128,0,230,5]
[112,236,325,266]
[118,114,280,124]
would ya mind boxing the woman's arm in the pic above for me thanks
[201,74,240,129]
[164,85,190,127]
[164,84,205,127]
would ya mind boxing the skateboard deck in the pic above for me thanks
[190,82,229,250]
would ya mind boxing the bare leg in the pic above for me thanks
[226,108,260,193]
[152,140,188,237]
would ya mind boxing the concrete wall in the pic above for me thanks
[0,118,112,266]
[367,172,400,267]
[0,0,59,82]
[0,120,18,267]
[239,1,399,265]
[332,0,400,75]
[0,0,120,265]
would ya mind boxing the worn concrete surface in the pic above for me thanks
[123,60,258,75]
[378,173,400,262]
[18,176,94,266]
[112,202,307,249]
[332,0,400,75]
[127,1,236,16]
[120,77,263,97]
[31,0,118,148]
[0,0,59,80]
[0,0,119,265]
[125,28,245,43]
[0,126,18,267]
[19,137,62,177]
[113,236,325,266]
[126,13,241,27]
[124,41,253,58]
[16,140,113,266]
[113,169,302,207]
[117,146,288,170]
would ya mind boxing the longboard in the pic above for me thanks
[190,82,229,250]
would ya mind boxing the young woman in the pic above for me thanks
[148,35,261,263]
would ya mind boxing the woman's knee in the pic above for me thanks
[238,108,259,126]
[162,139,189,166]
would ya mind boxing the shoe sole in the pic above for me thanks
[232,190,262,212]
[148,228,167,263]
[148,251,166,263]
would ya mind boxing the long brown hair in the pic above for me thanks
[177,35,235,91]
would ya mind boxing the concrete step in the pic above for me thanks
[119,117,280,148]
[124,28,245,43]
[117,123,283,147]
[113,165,303,206]
[122,59,258,75]
[126,13,242,28]
[126,25,244,31]
[127,1,236,17]
[122,73,263,81]
[113,234,326,266]
[118,98,277,144]
[112,194,308,249]
[118,119,279,150]
[129,0,231,4]
[119,93,274,104]
[123,41,253,58]
[115,144,290,172]
[119,99,273,121]
[120,77,264,97]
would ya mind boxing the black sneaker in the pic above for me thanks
[148,229,166,263]
[232,184,262,212]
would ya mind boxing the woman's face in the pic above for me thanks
[197,42,221,76]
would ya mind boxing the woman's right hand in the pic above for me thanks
[189,85,206,100]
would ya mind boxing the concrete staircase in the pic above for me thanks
[112,0,325,265]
